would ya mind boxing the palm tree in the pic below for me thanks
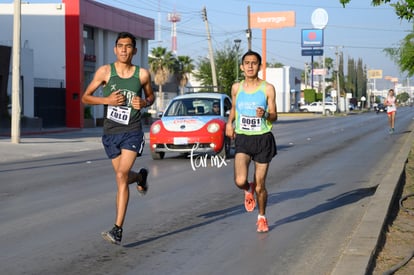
[175,56,194,95]
[148,47,175,111]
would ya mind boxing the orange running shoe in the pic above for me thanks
[256,216,269,233]
[244,182,256,212]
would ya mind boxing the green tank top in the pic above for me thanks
[102,63,143,134]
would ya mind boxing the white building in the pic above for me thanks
[260,66,302,112]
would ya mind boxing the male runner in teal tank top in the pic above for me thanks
[82,32,155,245]
[226,50,277,233]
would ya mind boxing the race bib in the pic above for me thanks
[239,114,262,131]
[107,105,131,125]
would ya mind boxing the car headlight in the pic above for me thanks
[151,124,161,134]
[207,122,220,133]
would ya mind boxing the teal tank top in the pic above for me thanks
[235,80,273,135]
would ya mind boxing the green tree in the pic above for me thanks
[397,91,410,103]
[303,89,316,103]
[148,47,175,110]
[267,60,284,68]
[338,52,345,97]
[342,1,414,76]
[339,0,414,21]
[343,58,367,100]
[345,57,356,96]
[356,59,367,100]
[324,57,334,79]
[194,43,238,95]
[175,55,195,95]
[384,25,414,76]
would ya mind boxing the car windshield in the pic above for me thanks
[164,98,220,116]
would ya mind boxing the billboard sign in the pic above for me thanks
[250,11,295,29]
[312,68,327,76]
[367,70,383,79]
[301,29,324,48]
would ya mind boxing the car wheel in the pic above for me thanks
[302,109,309,112]
[325,110,332,115]
[151,151,165,160]
[217,136,230,159]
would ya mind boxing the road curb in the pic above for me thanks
[331,127,414,275]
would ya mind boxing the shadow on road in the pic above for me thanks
[269,185,378,231]
[124,183,360,248]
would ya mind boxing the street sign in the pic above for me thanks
[301,49,323,56]
[312,68,327,75]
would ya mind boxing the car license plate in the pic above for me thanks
[174,137,188,145]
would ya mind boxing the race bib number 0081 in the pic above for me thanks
[107,105,131,125]
[240,114,261,131]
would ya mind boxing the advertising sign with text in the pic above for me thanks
[367,70,383,79]
[250,11,295,29]
[301,29,324,47]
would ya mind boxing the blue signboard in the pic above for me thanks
[301,29,324,48]
[301,49,323,56]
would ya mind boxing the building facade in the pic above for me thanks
[0,0,154,128]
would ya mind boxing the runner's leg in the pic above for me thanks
[254,162,269,216]
[234,152,251,190]
[111,149,138,227]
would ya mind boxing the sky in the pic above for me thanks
[1,0,413,89]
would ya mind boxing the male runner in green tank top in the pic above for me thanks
[82,32,155,245]
[226,50,277,233]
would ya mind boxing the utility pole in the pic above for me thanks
[247,6,252,50]
[234,39,241,82]
[11,0,21,144]
[334,45,343,112]
[202,6,218,92]
[304,63,308,89]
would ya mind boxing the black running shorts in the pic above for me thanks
[235,132,277,163]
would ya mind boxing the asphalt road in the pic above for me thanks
[0,109,413,275]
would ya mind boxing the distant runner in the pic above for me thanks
[385,88,397,134]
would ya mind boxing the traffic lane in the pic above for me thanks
[0,110,412,274]
[0,114,390,274]
[0,146,239,274]
[266,110,413,274]
[105,112,412,274]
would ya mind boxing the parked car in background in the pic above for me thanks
[149,92,233,160]
[299,101,337,115]
[375,103,387,114]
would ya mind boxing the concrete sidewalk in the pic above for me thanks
[0,127,105,163]
[331,128,414,274]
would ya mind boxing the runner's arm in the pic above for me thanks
[225,82,239,139]
[265,82,277,122]
[81,65,121,106]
